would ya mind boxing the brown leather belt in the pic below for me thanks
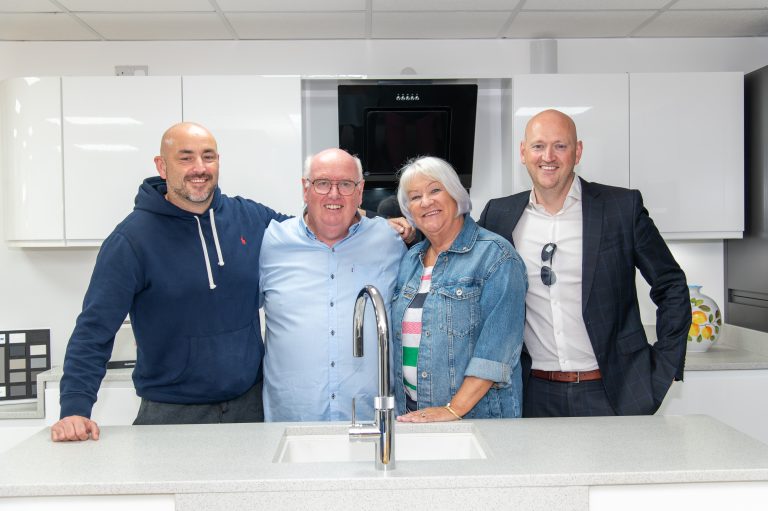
[530,369,602,383]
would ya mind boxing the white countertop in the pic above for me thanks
[1,415,767,499]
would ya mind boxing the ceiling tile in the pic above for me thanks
[57,0,214,12]
[634,10,768,37]
[523,0,668,9]
[227,12,365,39]
[218,0,365,11]
[76,13,232,40]
[506,11,654,38]
[0,13,98,40]
[671,0,768,8]
[373,11,511,38]
[373,0,520,11]
[0,0,61,12]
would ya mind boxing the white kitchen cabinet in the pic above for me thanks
[1,77,65,246]
[512,74,630,192]
[62,76,182,244]
[629,72,744,239]
[182,75,303,217]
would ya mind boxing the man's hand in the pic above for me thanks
[387,217,416,244]
[51,415,100,442]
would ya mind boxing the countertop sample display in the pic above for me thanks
[1,415,767,510]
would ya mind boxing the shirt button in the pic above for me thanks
[330,301,334,307]
[425,331,430,336]
[331,361,335,367]
[331,330,335,336]
[421,371,428,378]
[331,393,336,399]
[331,274,335,279]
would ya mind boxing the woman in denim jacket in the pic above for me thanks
[393,157,527,422]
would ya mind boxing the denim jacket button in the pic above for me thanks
[421,371,428,378]
[456,288,463,296]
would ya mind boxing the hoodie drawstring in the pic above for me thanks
[209,209,225,268]
[194,211,225,290]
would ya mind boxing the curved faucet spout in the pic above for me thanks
[352,285,391,398]
[350,285,396,470]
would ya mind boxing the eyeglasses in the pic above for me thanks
[541,242,557,286]
[308,178,360,196]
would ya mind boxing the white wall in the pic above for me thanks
[1,37,766,365]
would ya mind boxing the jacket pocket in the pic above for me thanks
[438,282,481,337]
[616,330,650,355]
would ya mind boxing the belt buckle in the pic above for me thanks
[575,371,580,384]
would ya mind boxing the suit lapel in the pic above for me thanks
[505,196,528,247]
[580,178,603,310]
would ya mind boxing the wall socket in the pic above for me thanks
[115,65,149,76]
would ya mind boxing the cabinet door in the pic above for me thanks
[62,76,182,244]
[1,77,65,246]
[629,73,744,238]
[182,76,303,217]
[513,74,629,192]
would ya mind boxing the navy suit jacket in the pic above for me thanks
[478,177,689,415]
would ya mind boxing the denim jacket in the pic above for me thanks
[391,216,527,418]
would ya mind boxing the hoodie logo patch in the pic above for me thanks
[241,236,247,245]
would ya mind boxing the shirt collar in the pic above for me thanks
[299,209,364,242]
[527,175,582,214]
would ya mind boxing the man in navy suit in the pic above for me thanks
[478,109,689,417]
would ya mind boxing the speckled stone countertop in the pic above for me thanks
[0,415,767,510]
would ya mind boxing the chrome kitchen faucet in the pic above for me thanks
[349,285,396,471]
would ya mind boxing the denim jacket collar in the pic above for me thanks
[419,214,479,258]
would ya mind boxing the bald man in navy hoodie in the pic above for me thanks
[52,122,290,441]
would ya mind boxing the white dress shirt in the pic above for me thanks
[512,177,598,372]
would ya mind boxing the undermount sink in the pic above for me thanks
[273,423,488,463]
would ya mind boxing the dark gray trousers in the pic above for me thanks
[133,380,264,425]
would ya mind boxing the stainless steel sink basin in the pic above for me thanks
[273,423,488,463]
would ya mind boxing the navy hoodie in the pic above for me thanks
[59,176,289,419]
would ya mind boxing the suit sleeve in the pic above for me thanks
[631,190,690,403]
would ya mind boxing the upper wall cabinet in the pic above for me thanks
[1,77,65,246]
[629,72,744,239]
[182,76,303,218]
[62,76,182,243]
[513,74,630,192]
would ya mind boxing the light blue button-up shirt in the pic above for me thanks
[260,214,405,422]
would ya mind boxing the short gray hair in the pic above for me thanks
[397,156,472,224]
[302,150,364,181]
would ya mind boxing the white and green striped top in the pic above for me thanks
[400,266,433,401]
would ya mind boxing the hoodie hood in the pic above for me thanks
[134,176,225,289]
[134,175,222,217]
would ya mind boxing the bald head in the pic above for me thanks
[524,109,578,145]
[303,148,363,181]
[160,122,217,158]
[519,109,583,212]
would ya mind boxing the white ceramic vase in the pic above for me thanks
[687,285,722,353]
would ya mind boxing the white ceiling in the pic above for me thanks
[0,0,767,41]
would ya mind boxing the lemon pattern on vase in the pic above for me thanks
[687,285,722,353]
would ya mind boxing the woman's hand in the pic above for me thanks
[397,406,458,423]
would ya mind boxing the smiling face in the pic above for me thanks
[520,109,582,203]
[154,123,220,214]
[303,148,364,247]
[405,173,462,246]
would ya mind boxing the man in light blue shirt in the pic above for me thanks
[260,148,406,422]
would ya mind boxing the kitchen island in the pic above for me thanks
[1,415,767,510]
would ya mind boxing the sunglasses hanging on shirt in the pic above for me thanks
[541,242,557,286]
